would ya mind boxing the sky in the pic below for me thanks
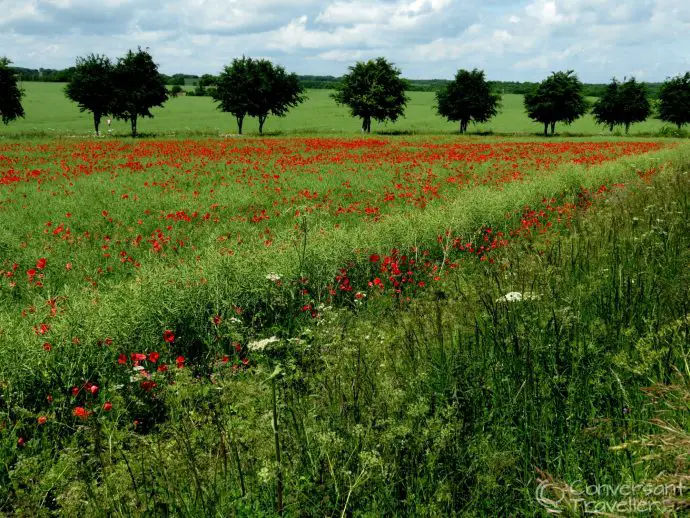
[1,0,689,82]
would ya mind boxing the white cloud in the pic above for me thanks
[0,0,688,81]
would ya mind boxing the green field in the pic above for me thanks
[0,134,688,515]
[0,82,671,137]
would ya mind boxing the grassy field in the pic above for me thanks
[0,135,688,515]
[0,82,672,137]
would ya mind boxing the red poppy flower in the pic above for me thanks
[103,401,113,411]
[176,355,185,368]
[148,351,160,363]
[34,323,50,335]
[17,437,25,447]
[36,258,47,270]
[140,380,157,392]
[131,353,146,362]
[43,342,52,351]
[73,406,91,420]
[370,254,380,263]
[163,330,175,343]
[71,386,80,397]
[89,385,99,395]
[37,416,47,425]
[213,315,222,326]
[157,364,169,372]
[117,353,127,365]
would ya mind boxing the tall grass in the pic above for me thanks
[0,143,688,515]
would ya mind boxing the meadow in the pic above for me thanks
[0,82,672,137]
[0,133,688,515]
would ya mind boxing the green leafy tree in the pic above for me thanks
[249,59,305,135]
[592,77,650,133]
[436,68,501,133]
[332,57,409,133]
[658,72,690,130]
[0,57,25,125]
[111,48,168,137]
[524,70,588,135]
[212,57,305,135]
[169,85,183,97]
[64,54,115,136]
[212,57,253,134]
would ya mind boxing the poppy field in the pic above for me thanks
[0,137,689,515]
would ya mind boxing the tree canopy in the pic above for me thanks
[658,72,690,130]
[64,54,115,136]
[0,57,25,125]
[111,48,168,137]
[212,57,305,135]
[591,77,650,133]
[436,69,501,133]
[524,70,588,135]
[332,58,409,133]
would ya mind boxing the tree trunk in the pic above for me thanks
[237,116,244,135]
[609,123,614,132]
[131,115,137,138]
[550,122,556,135]
[362,116,371,133]
[544,123,548,136]
[94,112,101,137]
[625,122,630,134]
[259,115,266,135]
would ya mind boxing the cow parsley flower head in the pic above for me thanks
[247,336,280,352]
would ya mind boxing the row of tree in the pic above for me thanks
[2,51,690,136]
[10,63,669,98]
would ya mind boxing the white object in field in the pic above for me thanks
[247,336,280,352]
[496,291,540,303]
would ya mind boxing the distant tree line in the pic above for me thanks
[6,63,668,98]
[2,51,690,136]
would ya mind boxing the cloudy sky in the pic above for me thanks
[1,0,689,81]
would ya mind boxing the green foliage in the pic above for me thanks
[592,77,651,133]
[111,47,168,137]
[524,70,588,135]
[64,54,115,136]
[436,68,501,133]
[332,57,410,133]
[0,57,25,125]
[169,85,184,97]
[658,72,690,129]
[212,57,305,135]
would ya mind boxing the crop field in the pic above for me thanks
[0,136,689,515]
[0,82,671,137]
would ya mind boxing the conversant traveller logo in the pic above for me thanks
[535,478,686,514]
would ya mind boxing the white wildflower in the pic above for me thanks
[266,273,282,282]
[247,336,280,352]
[496,291,540,303]
[229,317,242,324]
